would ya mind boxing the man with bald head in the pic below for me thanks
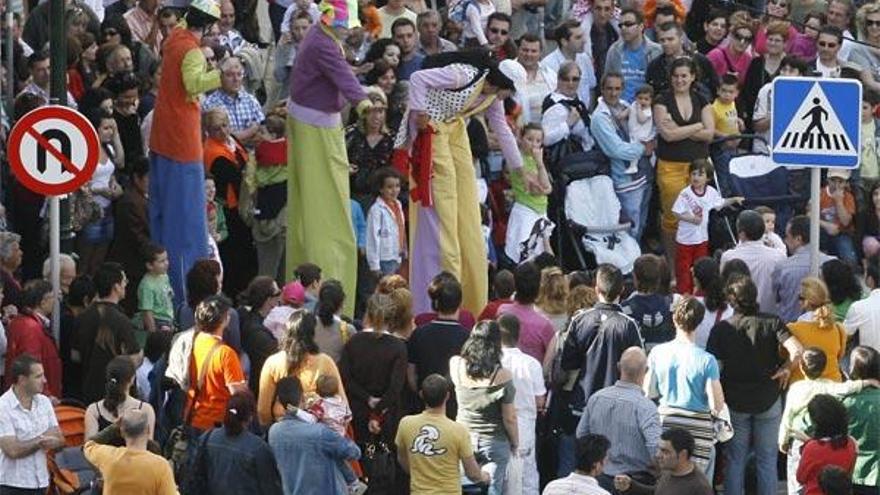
[84,409,176,494]
[576,347,661,492]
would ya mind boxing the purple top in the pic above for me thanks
[498,302,554,363]
[289,24,366,125]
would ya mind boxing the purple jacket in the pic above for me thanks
[289,25,366,117]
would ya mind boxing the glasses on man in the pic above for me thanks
[734,33,753,43]
[866,19,880,27]
[619,21,639,28]
[488,27,509,35]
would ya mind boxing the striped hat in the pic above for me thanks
[319,0,361,29]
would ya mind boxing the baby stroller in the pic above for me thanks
[710,135,800,252]
[548,148,640,274]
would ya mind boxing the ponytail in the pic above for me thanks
[223,391,255,437]
[814,302,836,329]
[103,356,136,416]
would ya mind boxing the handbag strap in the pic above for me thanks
[184,337,223,427]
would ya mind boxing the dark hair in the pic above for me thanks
[601,71,624,89]
[514,262,541,304]
[185,5,219,29]
[365,59,397,86]
[294,263,322,287]
[428,271,463,314]
[143,243,166,265]
[194,295,231,334]
[554,19,581,42]
[849,346,879,380]
[787,215,810,244]
[620,7,644,24]
[460,321,503,379]
[94,262,125,298]
[103,70,140,95]
[80,87,114,113]
[818,25,844,44]
[103,356,136,417]
[144,330,172,363]
[818,465,852,495]
[85,107,114,131]
[726,274,759,316]
[667,57,699,85]
[705,8,727,24]
[736,210,765,241]
[807,394,849,448]
[655,20,683,37]
[317,280,345,327]
[673,296,705,332]
[68,275,96,308]
[281,310,320,373]
[802,347,829,379]
[391,17,416,36]
[575,434,611,473]
[568,270,594,289]
[264,114,286,138]
[820,259,862,305]
[595,264,624,301]
[130,155,150,178]
[869,256,880,288]
[316,374,339,398]
[688,158,715,177]
[275,376,303,408]
[372,166,402,194]
[517,32,542,46]
[655,4,678,19]
[721,259,751,286]
[719,73,739,88]
[693,257,725,312]
[364,38,401,64]
[633,255,661,293]
[14,93,46,121]
[20,279,53,311]
[186,259,222,309]
[11,354,40,382]
[486,12,512,28]
[67,35,83,68]
[28,50,50,67]
[493,269,515,299]
[662,427,695,457]
[239,276,279,310]
[497,313,520,346]
[420,374,450,408]
[224,391,256,436]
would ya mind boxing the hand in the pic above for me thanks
[349,162,359,175]
[368,418,382,435]
[367,397,381,409]
[480,470,491,485]
[830,187,845,202]
[733,196,745,205]
[641,140,655,156]
[770,367,791,389]
[865,378,880,388]
[692,211,703,225]
[614,474,632,492]
[823,222,840,236]
[3,304,18,319]
[530,145,543,161]
[737,117,745,132]
[414,111,429,131]
[279,32,292,44]
[567,107,581,126]
[521,170,541,194]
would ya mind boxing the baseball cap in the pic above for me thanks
[826,169,851,180]
[282,281,306,305]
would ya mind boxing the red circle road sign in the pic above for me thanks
[7,105,100,196]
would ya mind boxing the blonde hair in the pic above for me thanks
[800,277,836,329]
[203,107,229,135]
[537,267,568,315]
[376,274,408,294]
[386,288,414,338]
[765,20,791,40]
[856,2,880,41]
[566,285,597,316]
[358,85,390,134]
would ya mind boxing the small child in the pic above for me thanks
[254,114,288,222]
[205,174,228,244]
[366,167,406,279]
[305,375,366,495]
[625,84,656,174]
[672,159,744,294]
[504,123,554,264]
[263,281,305,341]
[712,74,744,149]
[860,91,880,192]
[754,205,787,255]
[621,254,673,352]
[136,244,175,344]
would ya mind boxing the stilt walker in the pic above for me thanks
[149,0,222,303]
[286,0,370,317]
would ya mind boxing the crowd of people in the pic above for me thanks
[0,0,880,492]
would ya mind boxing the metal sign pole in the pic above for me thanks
[49,0,66,343]
[809,167,821,277]
[50,196,60,342]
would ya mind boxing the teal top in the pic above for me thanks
[138,273,175,322]
[842,388,880,486]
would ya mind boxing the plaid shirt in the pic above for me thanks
[202,88,265,133]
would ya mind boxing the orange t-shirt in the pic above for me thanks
[187,332,245,430]
[786,320,847,383]
[819,188,856,233]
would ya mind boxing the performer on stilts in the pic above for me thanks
[395,52,534,315]
[149,0,222,303]
[286,0,371,317]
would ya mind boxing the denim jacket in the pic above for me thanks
[591,97,648,193]
[268,412,361,495]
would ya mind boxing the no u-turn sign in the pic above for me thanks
[7,105,99,196]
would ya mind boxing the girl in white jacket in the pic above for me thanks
[366,167,406,277]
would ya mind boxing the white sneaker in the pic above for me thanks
[350,480,368,495]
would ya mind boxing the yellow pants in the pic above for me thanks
[658,159,691,233]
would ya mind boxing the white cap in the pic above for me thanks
[498,59,527,93]
[827,168,851,180]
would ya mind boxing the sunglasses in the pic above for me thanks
[561,76,581,82]
[104,29,118,36]
[489,27,509,35]
[619,21,639,28]
[818,41,839,47]
[866,19,880,27]
[734,33,753,42]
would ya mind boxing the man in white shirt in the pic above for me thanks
[844,260,880,351]
[499,314,546,495]
[543,434,612,495]
[541,19,596,107]
[721,210,786,314]
[516,33,556,124]
[0,354,66,495]
[377,0,417,39]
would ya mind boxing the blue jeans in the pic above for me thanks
[557,433,576,478]
[820,230,858,266]
[617,183,648,241]
[724,398,783,495]
[472,434,511,495]
[379,259,400,276]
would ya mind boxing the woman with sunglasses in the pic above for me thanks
[707,19,755,86]
[541,62,593,154]
[849,3,880,84]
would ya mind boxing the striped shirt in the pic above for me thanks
[576,381,661,476]
[0,389,58,489]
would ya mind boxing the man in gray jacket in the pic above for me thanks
[604,8,662,103]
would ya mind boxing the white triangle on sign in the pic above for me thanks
[772,82,857,157]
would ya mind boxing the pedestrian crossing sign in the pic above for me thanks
[771,76,862,168]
